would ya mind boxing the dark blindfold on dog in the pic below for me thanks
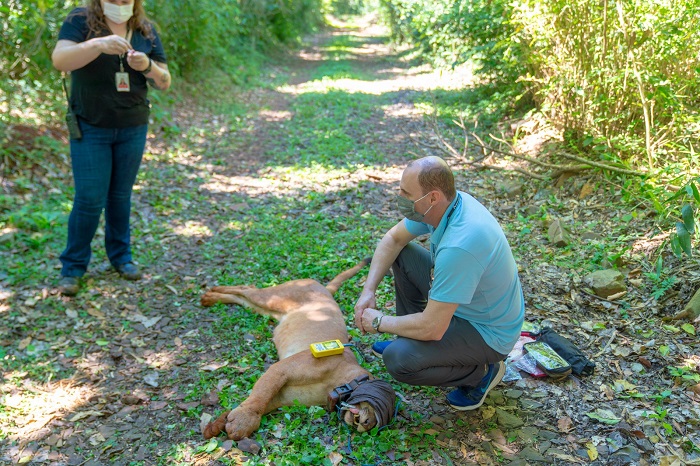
[339,379,397,428]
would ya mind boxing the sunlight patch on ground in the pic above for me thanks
[258,109,293,122]
[201,173,277,195]
[202,165,404,198]
[170,221,213,239]
[0,281,13,314]
[280,62,476,97]
[383,103,426,120]
[1,378,97,441]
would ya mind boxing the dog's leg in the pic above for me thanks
[201,291,248,308]
[203,351,369,440]
[210,285,256,294]
[218,361,295,440]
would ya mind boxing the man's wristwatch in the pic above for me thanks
[371,315,384,333]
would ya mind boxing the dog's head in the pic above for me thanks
[338,380,396,432]
[342,401,378,432]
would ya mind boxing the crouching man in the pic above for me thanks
[354,156,524,410]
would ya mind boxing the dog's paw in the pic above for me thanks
[200,291,222,307]
[202,410,230,439]
[225,408,261,441]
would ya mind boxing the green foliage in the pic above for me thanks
[512,0,700,170]
[378,0,699,172]
[0,0,75,125]
[153,0,324,78]
[663,178,699,258]
[0,0,326,128]
[379,0,524,81]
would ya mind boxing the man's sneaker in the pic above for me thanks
[115,262,142,280]
[58,276,80,296]
[371,340,393,357]
[446,361,506,411]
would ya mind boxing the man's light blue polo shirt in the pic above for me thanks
[404,191,525,355]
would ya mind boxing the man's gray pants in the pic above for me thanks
[381,242,506,388]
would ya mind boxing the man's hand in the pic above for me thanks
[354,307,382,335]
[354,290,377,333]
[354,289,376,314]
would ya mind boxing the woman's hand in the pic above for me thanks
[93,34,132,55]
[126,50,150,71]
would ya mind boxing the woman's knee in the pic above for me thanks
[73,189,106,213]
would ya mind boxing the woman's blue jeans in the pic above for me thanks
[60,121,147,278]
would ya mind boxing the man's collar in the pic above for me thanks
[430,194,461,246]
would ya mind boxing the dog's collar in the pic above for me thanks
[326,374,370,412]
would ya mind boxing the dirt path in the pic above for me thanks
[3,17,699,466]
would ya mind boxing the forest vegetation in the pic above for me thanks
[1,0,699,464]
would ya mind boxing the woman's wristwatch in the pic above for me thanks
[141,57,152,74]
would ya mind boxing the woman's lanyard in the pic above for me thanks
[116,27,133,93]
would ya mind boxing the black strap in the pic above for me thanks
[62,76,71,110]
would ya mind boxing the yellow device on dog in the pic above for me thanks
[310,340,345,358]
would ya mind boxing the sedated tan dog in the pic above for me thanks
[200,258,382,440]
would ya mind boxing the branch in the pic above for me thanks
[557,152,649,177]
[473,162,549,181]
[485,133,580,170]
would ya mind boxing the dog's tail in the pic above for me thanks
[325,257,372,295]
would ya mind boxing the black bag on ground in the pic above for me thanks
[537,328,595,376]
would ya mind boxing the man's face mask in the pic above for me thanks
[397,192,433,222]
[102,1,134,24]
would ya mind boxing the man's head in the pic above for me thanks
[399,156,456,226]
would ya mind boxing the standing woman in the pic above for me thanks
[52,0,170,296]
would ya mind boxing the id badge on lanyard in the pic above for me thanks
[116,28,133,92]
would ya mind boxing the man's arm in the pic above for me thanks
[354,221,416,329]
[359,299,457,341]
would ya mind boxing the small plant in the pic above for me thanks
[644,255,677,300]
[668,365,700,385]
[665,178,699,258]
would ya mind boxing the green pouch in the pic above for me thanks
[524,341,572,379]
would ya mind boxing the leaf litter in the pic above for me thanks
[1,20,700,466]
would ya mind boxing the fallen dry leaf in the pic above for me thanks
[69,411,104,422]
[200,412,213,433]
[177,401,200,411]
[328,451,343,466]
[557,416,573,432]
[579,182,594,198]
[87,308,105,318]
[237,437,261,455]
[200,361,229,371]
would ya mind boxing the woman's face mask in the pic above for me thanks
[102,1,134,24]
[397,192,433,222]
